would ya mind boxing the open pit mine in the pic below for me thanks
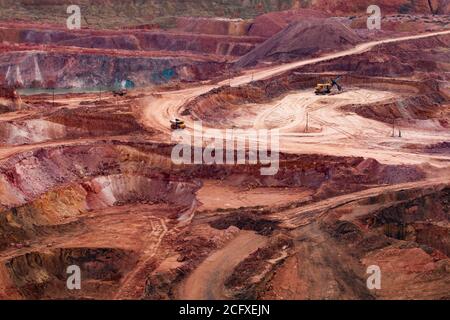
[0,0,449,302]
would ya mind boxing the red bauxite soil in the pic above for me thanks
[0,5,449,300]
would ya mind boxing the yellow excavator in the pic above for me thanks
[170,118,186,130]
[314,76,343,95]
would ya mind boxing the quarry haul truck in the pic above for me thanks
[113,88,127,97]
[170,119,186,130]
[315,76,343,95]
[112,79,135,97]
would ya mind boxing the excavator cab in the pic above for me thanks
[315,76,343,95]
[170,118,186,130]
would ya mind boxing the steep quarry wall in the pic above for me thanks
[0,49,227,88]
[359,185,450,256]
[0,140,425,250]
[5,247,138,299]
[5,27,263,56]
[0,102,148,145]
[0,173,199,250]
[0,142,201,250]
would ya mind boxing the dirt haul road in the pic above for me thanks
[142,30,450,167]
[177,230,267,300]
[271,176,450,229]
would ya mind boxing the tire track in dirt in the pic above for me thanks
[114,217,168,299]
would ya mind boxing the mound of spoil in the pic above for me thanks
[235,18,362,68]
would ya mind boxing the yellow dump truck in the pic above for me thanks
[170,119,186,130]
